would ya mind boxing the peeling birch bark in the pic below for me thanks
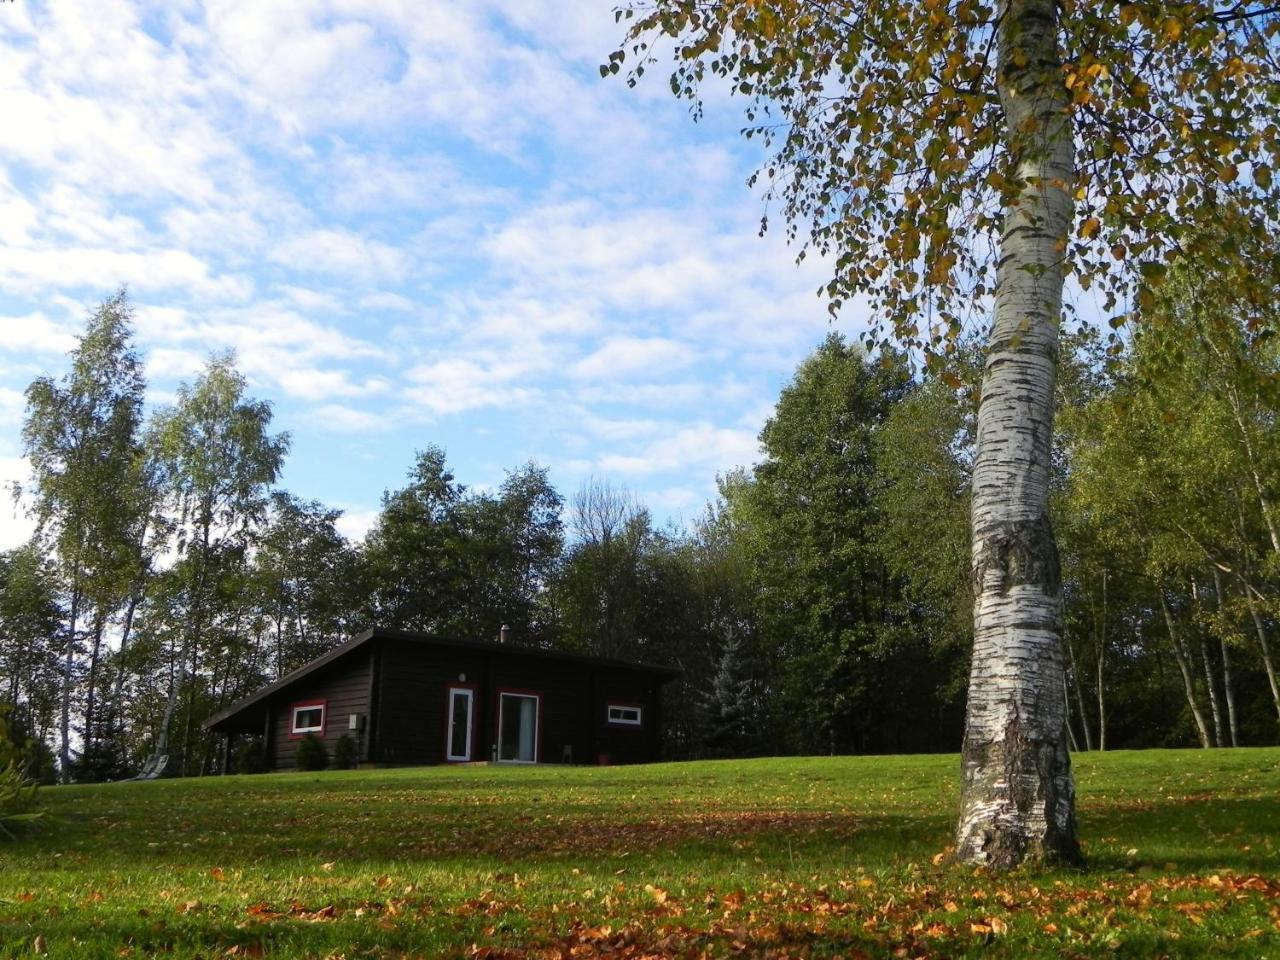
[956,0,1080,868]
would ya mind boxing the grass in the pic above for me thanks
[1,749,1278,958]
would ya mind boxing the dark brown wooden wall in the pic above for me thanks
[370,638,665,766]
[267,651,373,769]
[374,640,489,766]
[595,670,661,766]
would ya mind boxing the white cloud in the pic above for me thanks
[0,388,26,428]
[0,246,251,300]
[404,357,538,416]
[597,424,760,477]
[359,291,416,313]
[312,404,388,433]
[269,228,409,282]
[0,312,77,355]
[572,337,693,382]
[272,369,387,402]
[334,504,379,543]
[0,457,36,551]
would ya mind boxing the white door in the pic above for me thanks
[446,687,474,761]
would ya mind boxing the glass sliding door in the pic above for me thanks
[446,687,474,762]
[498,692,540,763]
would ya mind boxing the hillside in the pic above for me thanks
[2,750,1278,958]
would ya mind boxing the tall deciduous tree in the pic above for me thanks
[149,354,288,773]
[362,447,466,633]
[614,0,1280,865]
[21,291,147,779]
[0,546,63,740]
[251,492,362,678]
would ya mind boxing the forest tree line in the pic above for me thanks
[1,258,1278,780]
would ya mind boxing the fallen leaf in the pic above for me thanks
[33,936,47,955]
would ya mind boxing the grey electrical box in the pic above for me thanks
[348,713,363,731]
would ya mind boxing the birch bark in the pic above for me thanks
[1160,591,1212,748]
[956,0,1080,867]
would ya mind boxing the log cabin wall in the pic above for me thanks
[208,630,678,770]
[372,637,666,766]
[267,650,374,769]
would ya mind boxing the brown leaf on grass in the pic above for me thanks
[180,900,201,914]
[643,884,668,905]
[210,867,225,881]
[32,935,46,955]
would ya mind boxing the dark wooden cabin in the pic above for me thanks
[204,628,681,770]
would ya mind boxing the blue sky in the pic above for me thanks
[0,0,869,548]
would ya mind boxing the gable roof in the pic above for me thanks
[204,627,681,733]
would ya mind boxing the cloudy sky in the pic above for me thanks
[0,0,869,548]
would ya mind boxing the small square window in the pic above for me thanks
[607,704,642,726]
[292,703,325,734]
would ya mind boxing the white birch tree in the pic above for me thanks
[20,292,147,780]
[613,0,1280,865]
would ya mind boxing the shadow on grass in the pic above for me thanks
[21,765,1279,878]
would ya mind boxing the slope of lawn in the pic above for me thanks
[1,749,1278,958]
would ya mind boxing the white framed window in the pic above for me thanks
[607,703,642,726]
[498,691,541,763]
[291,701,326,735]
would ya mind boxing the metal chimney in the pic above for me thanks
[499,624,510,644]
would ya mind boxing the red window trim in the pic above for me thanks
[289,699,327,739]
[494,688,542,764]
[443,683,479,763]
[605,700,644,727]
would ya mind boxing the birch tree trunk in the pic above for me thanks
[1208,570,1239,752]
[1063,630,1093,750]
[1096,570,1107,752]
[956,0,1080,867]
[1160,591,1212,748]
[1241,582,1280,724]
[1199,633,1224,747]
[60,574,82,782]
[1191,578,1224,747]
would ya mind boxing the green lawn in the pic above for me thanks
[2,749,1278,958]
